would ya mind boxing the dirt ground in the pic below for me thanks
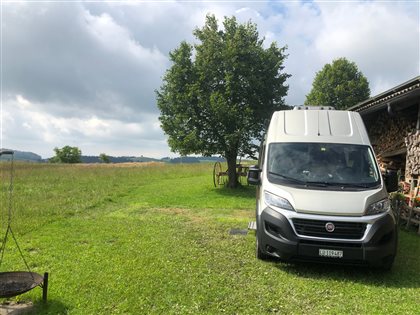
[0,302,34,315]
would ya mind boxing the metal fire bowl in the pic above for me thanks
[0,272,44,298]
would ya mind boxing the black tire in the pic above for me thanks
[382,227,398,271]
[381,255,395,271]
[256,237,270,260]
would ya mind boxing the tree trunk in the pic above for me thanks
[226,154,238,188]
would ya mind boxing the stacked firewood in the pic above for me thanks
[368,113,415,155]
[377,156,405,172]
[405,130,420,177]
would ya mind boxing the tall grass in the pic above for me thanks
[0,162,418,314]
[1,162,223,236]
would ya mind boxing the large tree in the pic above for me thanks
[50,145,82,163]
[305,57,370,110]
[157,15,290,188]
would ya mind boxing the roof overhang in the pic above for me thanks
[349,76,420,115]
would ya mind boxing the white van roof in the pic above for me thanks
[267,109,371,145]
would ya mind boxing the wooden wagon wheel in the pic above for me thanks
[236,164,249,185]
[237,164,243,185]
[213,162,222,187]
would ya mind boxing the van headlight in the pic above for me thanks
[365,198,390,216]
[264,191,294,211]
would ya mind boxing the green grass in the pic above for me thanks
[0,162,419,314]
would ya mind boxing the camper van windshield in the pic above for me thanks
[267,143,381,190]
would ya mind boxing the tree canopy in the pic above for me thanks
[99,153,110,164]
[157,15,290,187]
[50,145,82,163]
[305,57,370,110]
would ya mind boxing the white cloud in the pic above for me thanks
[3,4,168,121]
[84,10,166,67]
[246,0,419,104]
[16,95,31,109]
[313,1,419,95]
[1,1,418,158]
[2,97,167,158]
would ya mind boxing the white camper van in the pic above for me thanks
[248,106,398,269]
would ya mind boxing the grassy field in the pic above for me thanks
[0,162,419,314]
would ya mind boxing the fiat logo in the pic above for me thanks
[325,222,335,232]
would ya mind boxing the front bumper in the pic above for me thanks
[257,207,397,267]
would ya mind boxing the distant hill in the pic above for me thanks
[1,149,225,164]
[81,155,225,164]
[0,149,42,162]
[165,156,225,164]
[132,156,162,163]
[80,156,161,164]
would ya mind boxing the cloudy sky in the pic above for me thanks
[1,0,419,159]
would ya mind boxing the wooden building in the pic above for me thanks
[349,76,420,191]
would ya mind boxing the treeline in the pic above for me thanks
[80,156,161,163]
[58,155,225,164]
[162,156,225,164]
[1,149,225,164]
[82,156,225,164]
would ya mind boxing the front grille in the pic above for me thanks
[292,218,367,239]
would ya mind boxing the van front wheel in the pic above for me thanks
[381,255,395,271]
[256,237,270,260]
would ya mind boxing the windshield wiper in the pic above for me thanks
[303,181,328,187]
[268,171,306,185]
[323,182,370,188]
[294,180,370,189]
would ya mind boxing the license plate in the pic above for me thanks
[319,249,343,258]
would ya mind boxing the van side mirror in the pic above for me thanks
[247,165,261,186]
[384,170,398,193]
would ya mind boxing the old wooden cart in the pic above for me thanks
[213,162,249,187]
